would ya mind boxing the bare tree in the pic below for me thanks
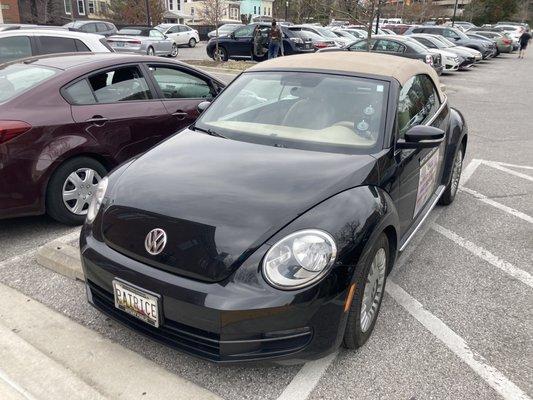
[200,0,226,61]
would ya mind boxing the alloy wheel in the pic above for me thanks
[360,248,387,333]
[170,44,178,57]
[147,47,155,56]
[62,168,102,215]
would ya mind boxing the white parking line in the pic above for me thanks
[386,282,532,400]
[492,161,533,170]
[484,162,533,182]
[460,187,533,224]
[460,158,483,186]
[0,368,37,400]
[276,352,338,400]
[432,223,533,289]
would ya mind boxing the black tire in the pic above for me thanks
[169,43,178,57]
[213,46,228,61]
[343,233,389,349]
[147,46,155,56]
[188,38,197,48]
[46,157,107,225]
[439,146,464,206]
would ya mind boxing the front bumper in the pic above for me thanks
[81,229,350,364]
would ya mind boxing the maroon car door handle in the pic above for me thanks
[172,111,188,120]
[86,115,109,125]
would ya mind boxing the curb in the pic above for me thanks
[36,240,84,281]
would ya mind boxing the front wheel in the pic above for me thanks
[343,234,389,349]
[147,46,155,56]
[46,157,107,225]
[439,146,463,205]
[188,38,197,48]
[213,46,228,61]
[169,43,178,57]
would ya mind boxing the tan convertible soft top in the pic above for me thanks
[248,52,444,99]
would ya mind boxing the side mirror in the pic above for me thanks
[397,125,445,149]
[197,101,211,113]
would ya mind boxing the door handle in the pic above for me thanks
[172,111,188,120]
[86,115,108,125]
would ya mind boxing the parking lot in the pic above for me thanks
[1,53,531,400]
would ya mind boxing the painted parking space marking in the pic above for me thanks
[483,161,533,182]
[460,187,533,224]
[432,223,533,289]
[386,282,532,400]
[276,352,338,400]
[0,368,38,400]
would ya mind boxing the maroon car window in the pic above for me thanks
[148,66,213,99]
[64,79,96,105]
[87,66,153,103]
[0,36,32,63]
[38,36,77,53]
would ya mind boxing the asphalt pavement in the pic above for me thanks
[0,52,532,400]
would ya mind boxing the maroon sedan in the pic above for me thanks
[0,53,224,224]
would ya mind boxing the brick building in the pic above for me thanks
[0,0,21,23]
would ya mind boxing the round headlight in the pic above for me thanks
[263,229,337,290]
[86,177,108,223]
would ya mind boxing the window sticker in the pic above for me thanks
[414,148,440,217]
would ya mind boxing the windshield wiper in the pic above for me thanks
[192,125,227,139]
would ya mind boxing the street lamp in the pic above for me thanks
[285,1,289,21]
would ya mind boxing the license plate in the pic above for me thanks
[112,279,160,327]
[114,42,125,47]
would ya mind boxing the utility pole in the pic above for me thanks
[145,0,152,26]
[70,0,74,21]
[451,0,459,27]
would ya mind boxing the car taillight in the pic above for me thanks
[0,121,32,144]
[425,54,434,65]
[128,40,142,45]
[503,38,511,45]
[315,42,329,48]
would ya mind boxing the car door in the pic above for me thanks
[394,74,449,235]
[64,64,174,163]
[231,25,256,56]
[144,63,218,132]
[166,25,182,44]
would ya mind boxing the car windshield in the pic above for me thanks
[435,36,456,47]
[424,36,447,49]
[219,24,240,32]
[0,64,58,103]
[315,27,339,39]
[291,30,323,41]
[118,29,145,36]
[405,39,429,52]
[195,72,388,153]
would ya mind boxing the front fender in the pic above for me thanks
[442,107,468,186]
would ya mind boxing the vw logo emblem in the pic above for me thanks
[144,228,167,256]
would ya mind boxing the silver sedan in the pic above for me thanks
[107,27,177,57]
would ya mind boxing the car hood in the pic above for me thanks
[102,129,379,282]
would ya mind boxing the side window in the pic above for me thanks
[444,29,460,39]
[0,36,32,63]
[375,39,405,53]
[168,26,180,34]
[38,36,77,53]
[349,39,375,51]
[234,25,255,38]
[96,23,108,32]
[148,65,213,99]
[82,23,97,33]
[397,75,441,138]
[416,37,434,48]
[149,29,164,38]
[75,39,90,52]
[64,79,96,104]
[87,66,153,103]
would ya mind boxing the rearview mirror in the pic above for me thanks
[197,101,211,113]
[397,125,445,149]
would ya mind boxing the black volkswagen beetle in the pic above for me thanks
[81,52,468,363]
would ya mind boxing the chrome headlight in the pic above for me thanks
[262,229,337,290]
[86,177,108,223]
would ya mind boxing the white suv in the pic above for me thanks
[0,29,112,64]
[155,24,200,48]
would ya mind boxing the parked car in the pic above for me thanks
[0,53,225,224]
[347,25,387,35]
[291,29,335,50]
[80,52,467,363]
[469,30,513,53]
[381,28,395,35]
[63,20,117,37]
[383,24,413,35]
[0,24,54,32]
[402,36,461,73]
[292,25,352,47]
[155,23,200,48]
[206,23,314,61]
[404,25,495,59]
[447,21,477,31]
[408,34,475,70]
[334,35,443,75]
[107,27,177,57]
[469,26,520,51]
[431,35,483,62]
[207,24,243,39]
[329,29,360,42]
[0,29,112,64]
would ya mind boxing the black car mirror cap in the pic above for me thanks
[397,125,445,149]
[197,101,211,113]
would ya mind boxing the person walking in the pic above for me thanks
[518,28,531,58]
[268,20,283,59]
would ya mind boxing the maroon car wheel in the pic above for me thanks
[46,157,107,225]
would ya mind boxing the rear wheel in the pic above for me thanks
[46,157,107,225]
[213,46,228,61]
[439,146,463,205]
[169,43,178,57]
[343,234,389,349]
[188,38,197,48]
[147,46,155,56]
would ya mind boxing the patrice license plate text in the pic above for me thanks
[112,280,160,328]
